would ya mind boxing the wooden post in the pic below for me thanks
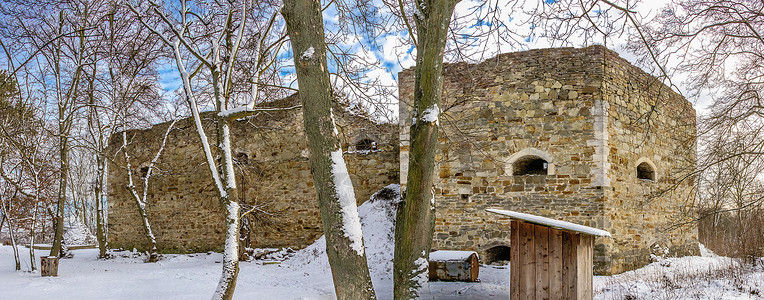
[519,221,536,300]
[576,235,594,300]
[562,231,579,299]
[535,226,550,299]
[510,220,520,300]
[41,256,59,276]
[549,228,564,299]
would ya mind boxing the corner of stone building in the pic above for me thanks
[587,98,611,189]
[598,47,700,275]
[593,238,614,275]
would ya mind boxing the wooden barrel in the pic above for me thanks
[428,250,480,282]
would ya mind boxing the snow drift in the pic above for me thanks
[285,184,400,296]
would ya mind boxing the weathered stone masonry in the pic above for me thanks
[399,46,699,275]
[107,95,399,253]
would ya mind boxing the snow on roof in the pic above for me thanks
[486,209,611,237]
[429,250,478,262]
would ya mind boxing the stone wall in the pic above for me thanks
[599,49,699,274]
[107,95,399,253]
[399,46,698,275]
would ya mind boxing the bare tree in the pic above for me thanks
[0,116,53,271]
[82,1,165,259]
[0,0,104,258]
[128,1,295,298]
[0,190,21,270]
[0,0,168,262]
[0,70,56,271]
[624,0,764,255]
[119,119,177,262]
[281,0,377,299]
[697,119,764,257]
[624,0,764,162]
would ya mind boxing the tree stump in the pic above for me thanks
[41,256,59,277]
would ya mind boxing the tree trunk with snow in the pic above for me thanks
[393,1,459,299]
[211,185,239,300]
[122,131,159,262]
[1,198,20,270]
[29,197,38,271]
[121,118,177,263]
[50,132,68,258]
[211,81,240,300]
[127,1,293,298]
[281,1,376,299]
[95,157,107,258]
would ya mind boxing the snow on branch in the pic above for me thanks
[218,105,303,120]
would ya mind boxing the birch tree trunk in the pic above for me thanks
[29,182,39,271]
[393,1,459,299]
[95,157,107,258]
[1,198,20,270]
[8,220,20,271]
[122,132,159,262]
[282,1,376,299]
[121,118,177,262]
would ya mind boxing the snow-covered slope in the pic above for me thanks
[594,244,764,299]
[284,184,400,297]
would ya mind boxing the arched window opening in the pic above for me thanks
[506,148,555,176]
[356,139,376,151]
[484,246,511,265]
[513,156,548,175]
[637,162,655,181]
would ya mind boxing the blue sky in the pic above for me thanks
[156,0,713,119]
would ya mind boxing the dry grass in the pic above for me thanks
[699,208,764,260]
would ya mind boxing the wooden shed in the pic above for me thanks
[487,209,611,300]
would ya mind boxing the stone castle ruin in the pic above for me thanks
[399,46,699,275]
[107,95,398,253]
[108,46,699,276]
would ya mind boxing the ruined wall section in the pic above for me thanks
[107,95,398,253]
[107,116,224,253]
[400,47,610,261]
[400,46,698,274]
[600,49,699,274]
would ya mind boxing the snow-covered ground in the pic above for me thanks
[594,245,764,299]
[1,184,762,299]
